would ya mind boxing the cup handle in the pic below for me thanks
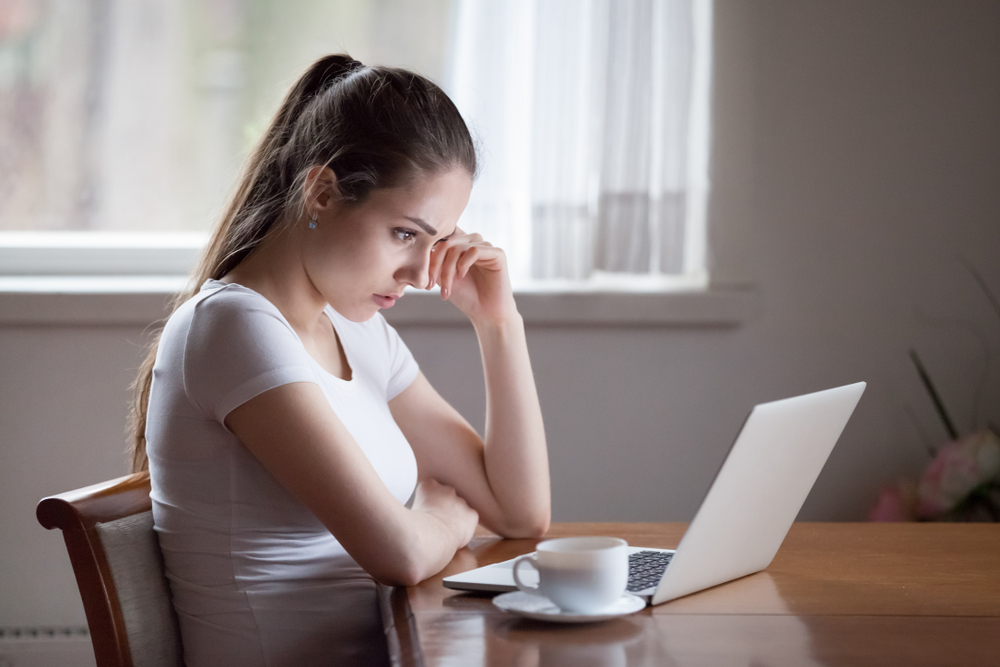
[512,554,540,594]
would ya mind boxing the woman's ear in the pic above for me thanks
[304,166,340,211]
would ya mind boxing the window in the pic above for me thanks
[0,0,451,234]
[449,0,712,290]
[0,0,711,292]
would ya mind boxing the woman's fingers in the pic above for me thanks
[428,230,472,282]
[428,228,503,300]
[455,246,482,280]
[437,244,464,299]
[427,245,444,288]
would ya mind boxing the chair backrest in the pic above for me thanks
[36,471,183,667]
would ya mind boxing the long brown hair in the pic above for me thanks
[128,55,477,471]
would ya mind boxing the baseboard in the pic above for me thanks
[0,628,94,667]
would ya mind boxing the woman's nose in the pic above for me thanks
[397,250,431,288]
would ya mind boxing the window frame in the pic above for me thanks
[0,275,757,327]
[0,231,754,327]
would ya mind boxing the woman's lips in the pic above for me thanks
[372,294,399,308]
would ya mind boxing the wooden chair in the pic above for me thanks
[36,471,183,667]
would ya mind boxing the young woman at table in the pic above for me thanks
[129,55,550,667]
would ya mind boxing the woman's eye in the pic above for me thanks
[394,229,417,242]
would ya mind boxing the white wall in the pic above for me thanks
[2,0,999,631]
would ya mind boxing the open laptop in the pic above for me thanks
[443,382,866,606]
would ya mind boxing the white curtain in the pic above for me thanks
[446,0,712,288]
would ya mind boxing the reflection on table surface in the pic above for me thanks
[396,523,1000,666]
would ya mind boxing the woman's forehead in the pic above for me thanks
[369,169,471,230]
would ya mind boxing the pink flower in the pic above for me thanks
[869,480,918,522]
[916,430,1000,519]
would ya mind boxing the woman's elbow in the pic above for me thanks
[367,554,428,588]
[512,522,549,540]
[364,533,445,587]
[522,514,551,538]
[373,568,424,588]
[496,509,550,539]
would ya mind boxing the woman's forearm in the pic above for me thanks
[474,313,551,537]
[338,495,474,587]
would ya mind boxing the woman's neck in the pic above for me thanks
[222,225,328,334]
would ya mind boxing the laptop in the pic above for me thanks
[443,382,866,606]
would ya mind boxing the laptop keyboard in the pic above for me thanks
[627,550,673,592]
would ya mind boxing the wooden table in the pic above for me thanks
[382,523,1000,666]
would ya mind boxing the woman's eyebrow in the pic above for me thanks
[404,216,437,235]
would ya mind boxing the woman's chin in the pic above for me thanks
[336,302,382,323]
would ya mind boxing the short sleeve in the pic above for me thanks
[183,287,318,425]
[377,315,419,400]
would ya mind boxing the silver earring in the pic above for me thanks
[308,212,318,229]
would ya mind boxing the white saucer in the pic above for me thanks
[492,591,646,623]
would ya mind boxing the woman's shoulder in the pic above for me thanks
[156,281,318,422]
[170,280,290,330]
[195,279,281,313]
[160,280,300,360]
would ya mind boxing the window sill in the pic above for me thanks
[0,276,758,327]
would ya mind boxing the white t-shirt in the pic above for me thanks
[146,280,419,667]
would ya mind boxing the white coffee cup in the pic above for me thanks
[512,536,629,613]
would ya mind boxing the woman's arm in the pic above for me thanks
[225,381,479,586]
[389,232,551,538]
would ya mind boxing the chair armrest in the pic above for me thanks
[37,471,152,533]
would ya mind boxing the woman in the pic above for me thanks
[131,55,550,667]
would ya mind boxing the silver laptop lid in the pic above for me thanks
[651,382,866,605]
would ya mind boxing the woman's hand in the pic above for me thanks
[410,479,479,550]
[427,229,518,326]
